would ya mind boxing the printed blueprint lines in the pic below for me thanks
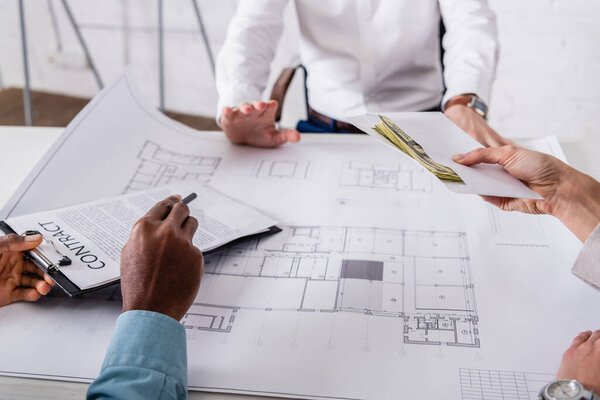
[340,161,433,192]
[460,368,553,400]
[487,205,548,247]
[188,226,480,348]
[254,160,313,180]
[182,304,237,333]
[124,140,221,192]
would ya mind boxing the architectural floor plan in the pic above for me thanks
[254,160,313,180]
[487,204,547,247]
[339,161,433,192]
[124,140,221,192]
[184,225,479,348]
[460,369,553,400]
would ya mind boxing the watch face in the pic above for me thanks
[467,96,488,118]
[545,380,584,400]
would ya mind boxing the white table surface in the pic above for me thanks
[0,126,599,400]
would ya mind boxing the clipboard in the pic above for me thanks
[0,221,119,297]
[0,220,282,298]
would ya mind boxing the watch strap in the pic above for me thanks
[443,94,488,119]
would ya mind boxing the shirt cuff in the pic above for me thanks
[572,223,600,290]
[101,310,187,388]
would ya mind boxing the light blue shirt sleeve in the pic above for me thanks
[87,310,187,400]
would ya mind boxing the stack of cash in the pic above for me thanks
[373,115,464,183]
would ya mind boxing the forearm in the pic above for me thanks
[552,168,600,242]
[87,311,187,400]
[215,0,288,116]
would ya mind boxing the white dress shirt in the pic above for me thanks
[216,0,498,123]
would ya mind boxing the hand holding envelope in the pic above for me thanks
[348,112,543,199]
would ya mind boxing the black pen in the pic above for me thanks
[182,192,197,205]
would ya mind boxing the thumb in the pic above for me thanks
[271,129,300,147]
[280,129,300,143]
[0,234,43,253]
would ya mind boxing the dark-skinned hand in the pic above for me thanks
[120,195,204,321]
[0,234,55,307]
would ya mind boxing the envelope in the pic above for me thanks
[347,112,542,199]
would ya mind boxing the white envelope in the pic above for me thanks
[347,112,542,199]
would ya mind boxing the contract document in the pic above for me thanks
[2,182,278,291]
[0,72,597,400]
[348,113,542,199]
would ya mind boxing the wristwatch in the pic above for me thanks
[443,94,488,119]
[539,379,598,400]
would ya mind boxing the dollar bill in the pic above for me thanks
[372,115,464,183]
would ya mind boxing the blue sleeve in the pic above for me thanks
[87,310,187,400]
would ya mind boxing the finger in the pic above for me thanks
[35,280,52,295]
[10,288,41,303]
[0,233,43,253]
[220,107,234,124]
[263,100,279,118]
[283,129,301,143]
[452,146,518,167]
[272,129,301,146]
[23,262,56,286]
[222,107,243,125]
[19,274,39,288]
[588,329,600,343]
[22,262,44,275]
[144,195,182,220]
[238,102,253,115]
[43,274,56,286]
[569,330,593,349]
[19,275,51,295]
[252,101,268,113]
[480,195,513,210]
[166,201,190,227]
[182,216,199,240]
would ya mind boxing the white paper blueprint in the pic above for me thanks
[0,73,598,400]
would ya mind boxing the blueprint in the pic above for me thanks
[339,161,433,192]
[460,369,554,400]
[193,226,478,348]
[0,73,598,399]
[125,140,221,193]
